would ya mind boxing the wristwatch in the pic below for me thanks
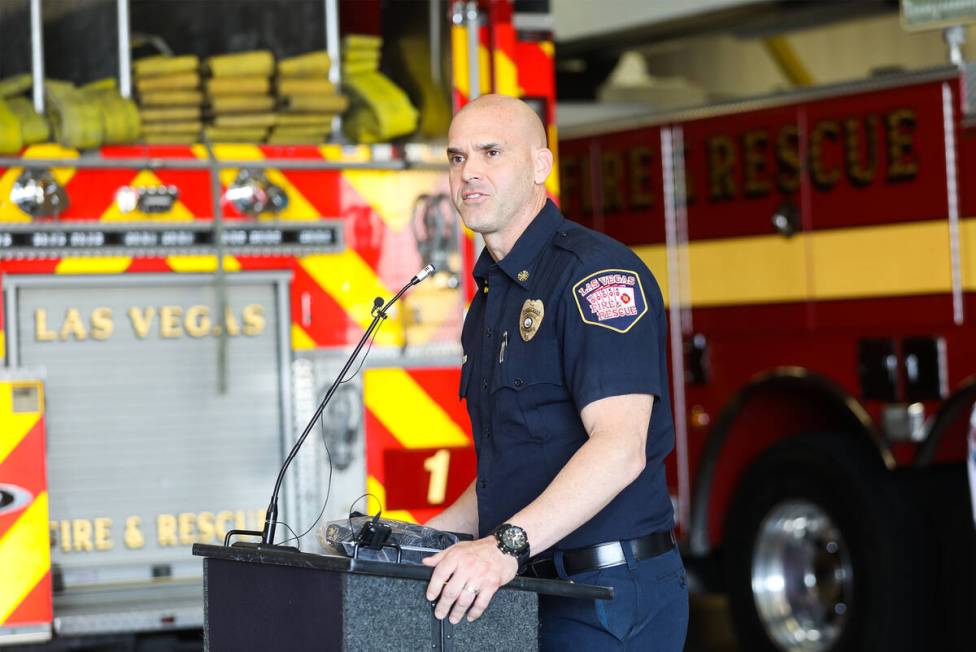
[491,523,530,570]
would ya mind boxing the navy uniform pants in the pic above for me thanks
[539,546,688,651]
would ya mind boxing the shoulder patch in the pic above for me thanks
[572,269,648,333]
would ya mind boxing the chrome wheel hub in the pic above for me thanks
[751,500,853,651]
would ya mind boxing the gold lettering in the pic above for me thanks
[90,307,114,340]
[742,130,771,198]
[60,308,88,341]
[72,519,93,552]
[776,125,801,193]
[198,511,216,544]
[886,109,918,181]
[707,136,737,200]
[628,146,654,209]
[178,512,197,545]
[844,115,878,186]
[215,511,235,540]
[242,304,265,336]
[94,517,113,551]
[184,305,211,338]
[157,513,178,546]
[223,308,241,337]
[160,306,184,338]
[124,516,145,549]
[60,520,71,553]
[128,307,156,339]
[35,309,57,342]
[601,151,624,213]
[809,120,841,190]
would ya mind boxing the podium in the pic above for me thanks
[192,543,612,651]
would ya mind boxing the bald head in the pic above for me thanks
[446,94,553,258]
[451,94,547,148]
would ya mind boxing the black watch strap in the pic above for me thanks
[492,523,530,570]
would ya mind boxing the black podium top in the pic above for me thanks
[192,544,612,601]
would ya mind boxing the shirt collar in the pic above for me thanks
[472,199,563,290]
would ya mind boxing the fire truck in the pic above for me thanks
[559,61,976,650]
[0,0,556,648]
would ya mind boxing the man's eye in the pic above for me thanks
[450,155,464,164]
[487,150,500,157]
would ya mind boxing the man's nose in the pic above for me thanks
[461,160,483,181]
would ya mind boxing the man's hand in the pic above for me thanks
[422,537,518,624]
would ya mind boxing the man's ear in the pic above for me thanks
[534,147,554,185]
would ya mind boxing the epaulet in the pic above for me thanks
[552,224,595,259]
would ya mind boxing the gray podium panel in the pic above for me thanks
[195,544,611,652]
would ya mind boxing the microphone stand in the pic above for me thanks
[223,266,434,550]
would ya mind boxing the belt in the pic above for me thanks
[524,531,676,579]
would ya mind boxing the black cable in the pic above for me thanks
[338,316,383,385]
[278,419,335,548]
[270,520,303,551]
[277,317,384,549]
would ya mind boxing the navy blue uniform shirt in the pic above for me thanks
[460,199,676,550]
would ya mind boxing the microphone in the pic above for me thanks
[412,264,435,284]
[224,265,437,549]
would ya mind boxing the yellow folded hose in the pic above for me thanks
[141,120,202,135]
[80,87,141,144]
[0,74,33,98]
[6,97,50,144]
[45,81,103,148]
[134,54,200,77]
[267,126,331,144]
[277,78,337,96]
[280,93,348,113]
[136,72,200,93]
[342,60,381,76]
[278,51,331,77]
[343,35,383,50]
[343,48,381,64]
[212,113,277,128]
[342,71,418,143]
[275,113,334,128]
[206,76,271,96]
[204,126,268,143]
[140,90,203,106]
[140,106,201,122]
[207,50,274,78]
[0,99,24,154]
[209,95,275,114]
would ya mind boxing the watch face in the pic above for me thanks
[502,526,528,552]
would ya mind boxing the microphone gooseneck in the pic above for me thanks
[256,265,436,547]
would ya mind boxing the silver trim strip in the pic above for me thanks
[942,82,964,326]
[30,0,45,114]
[325,0,342,138]
[661,126,691,533]
[466,1,481,100]
[117,0,132,99]
[560,66,960,139]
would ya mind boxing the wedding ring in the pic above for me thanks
[464,585,480,595]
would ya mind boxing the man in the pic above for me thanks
[422,94,688,650]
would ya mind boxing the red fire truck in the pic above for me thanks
[560,63,976,650]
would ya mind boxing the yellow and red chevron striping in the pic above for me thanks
[363,367,473,524]
[0,380,51,630]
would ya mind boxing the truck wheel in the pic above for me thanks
[723,433,930,652]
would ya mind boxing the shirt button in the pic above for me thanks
[478,479,487,489]
[483,427,492,439]
[514,378,524,387]
[482,378,489,390]
[486,328,493,338]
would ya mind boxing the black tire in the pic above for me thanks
[723,433,932,652]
